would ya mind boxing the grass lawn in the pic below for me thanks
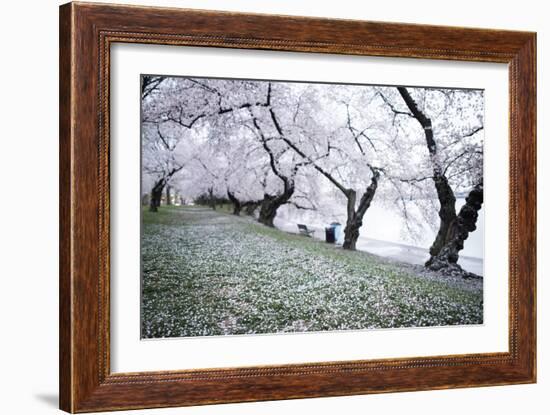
[141,206,483,338]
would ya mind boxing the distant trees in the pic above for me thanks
[141,122,187,212]
[141,77,272,212]
[141,75,485,274]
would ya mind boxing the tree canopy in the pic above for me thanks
[141,75,484,273]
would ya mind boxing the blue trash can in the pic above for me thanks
[325,225,336,243]
[330,222,342,244]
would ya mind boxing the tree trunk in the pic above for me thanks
[258,186,294,227]
[343,191,359,250]
[149,179,165,212]
[428,175,457,258]
[165,185,172,206]
[342,170,380,250]
[208,187,216,210]
[248,100,299,227]
[396,87,473,270]
[343,216,361,250]
[227,191,242,215]
[259,195,279,227]
[426,182,483,276]
[244,201,260,216]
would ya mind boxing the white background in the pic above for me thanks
[111,44,508,372]
[0,0,546,414]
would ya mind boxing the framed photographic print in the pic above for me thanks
[59,2,536,412]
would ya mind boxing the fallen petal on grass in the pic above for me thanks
[141,206,483,339]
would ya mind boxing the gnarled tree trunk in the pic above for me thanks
[149,179,165,212]
[343,205,360,250]
[426,182,483,276]
[342,170,380,250]
[428,174,457,258]
[148,165,183,213]
[258,186,295,227]
[227,190,242,215]
[244,201,260,216]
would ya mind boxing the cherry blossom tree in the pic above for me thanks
[141,76,274,212]
[378,86,484,275]
[260,82,393,249]
[141,75,484,270]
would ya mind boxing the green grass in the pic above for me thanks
[141,206,483,338]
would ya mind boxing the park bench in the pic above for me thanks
[297,224,315,237]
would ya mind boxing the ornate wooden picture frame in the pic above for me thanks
[59,2,536,412]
